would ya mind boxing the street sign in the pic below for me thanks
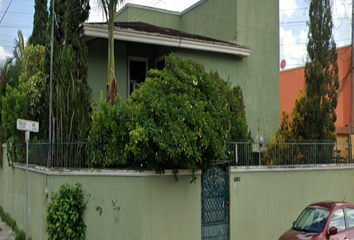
[16,119,39,240]
[17,119,39,133]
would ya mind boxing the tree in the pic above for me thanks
[90,54,246,180]
[59,0,92,142]
[45,0,67,76]
[13,30,25,67]
[2,45,48,165]
[291,90,306,139]
[97,0,124,101]
[262,91,306,165]
[44,0,93,143]
[210,72,251,141]
[229,85,251,140]
[28,0,48,46]
[5,30,27,89]
[304,0,339,140]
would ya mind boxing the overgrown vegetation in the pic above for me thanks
[275,0,338,141]
[0,31,26,167]
[0,205,31,240]
[0,1,93,167]
[28,0,48,46]
[0,1,252,174]
[304,0,339,140]
[2,45,48,166]
[45,0,92,145]
[90,54,250,180]
[263,0,338,164]
[46,183,86,240]
[97,0,125,86]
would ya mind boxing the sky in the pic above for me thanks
[280,0,352,69]
[0,0,352,70]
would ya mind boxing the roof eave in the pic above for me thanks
[82,24,251,58]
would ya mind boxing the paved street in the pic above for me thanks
[0,217,15,240]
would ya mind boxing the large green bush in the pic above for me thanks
[90,54,252,180]
[46,183,86,240]
[2,45,48,166]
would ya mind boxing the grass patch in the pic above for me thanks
[0,205,31,240]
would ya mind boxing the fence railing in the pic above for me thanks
[13,142,95,168]
[12,142,141,169]
[227,140,353,166]
[11,140,354,169]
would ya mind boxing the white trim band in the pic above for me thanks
[230,165,354,173]
[14,163,201,177]
[82,24,251,58]
[116,3,181,16]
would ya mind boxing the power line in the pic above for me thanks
[280,3,351,12]
[0,11,33,15]
[130,0,164,21]
[0,0,14,24]
[280,17,351,25]
[0,24,32,29]
[0,33,15,38]
[0,39,14,44]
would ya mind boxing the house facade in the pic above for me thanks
[82,0,280,140]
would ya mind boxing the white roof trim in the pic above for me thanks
[82,24,251,58]
[116,3,180,17]
[181,0,207,15]
[116,1,206,17]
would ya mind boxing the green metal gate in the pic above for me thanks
[201,167,229,240]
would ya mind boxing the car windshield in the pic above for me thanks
[293,207,330,233]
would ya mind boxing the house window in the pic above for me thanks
[128,56,148,96]
[155,55,166,70]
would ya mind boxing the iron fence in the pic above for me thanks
[11,140,354,169]
[227,140,353,166]
[13,142,143,169]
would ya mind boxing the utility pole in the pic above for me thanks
[48,0,54,168]
[350,0,354,163]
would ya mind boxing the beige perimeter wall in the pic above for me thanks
[0,147,201,240]
[1,144,354,240]
[230,166,354,240]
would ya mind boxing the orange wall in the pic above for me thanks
[280,46,352,129]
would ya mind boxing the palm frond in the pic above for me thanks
[96,0,125,22]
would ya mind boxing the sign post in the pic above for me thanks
[17,119,39,240]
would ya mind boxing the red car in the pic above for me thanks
[279,201,354,240]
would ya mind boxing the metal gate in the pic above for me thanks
[201,167,229,240]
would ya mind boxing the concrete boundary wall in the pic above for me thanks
[229,166,354,240]
[2,143,354,240]
[0,147,201,240]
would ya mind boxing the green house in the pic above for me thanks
[81,0,279,139]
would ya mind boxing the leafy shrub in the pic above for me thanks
[15,231,25,240]
[90,54,248,180]
[2,45,48,166]
[46,182,86,240]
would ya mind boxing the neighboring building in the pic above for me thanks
[280,45,353,158]
[81,0,280,140]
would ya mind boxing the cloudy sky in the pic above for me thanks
[280,0,352,69]
[0,0,352,70]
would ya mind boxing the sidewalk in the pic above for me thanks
[0,217,15,240]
